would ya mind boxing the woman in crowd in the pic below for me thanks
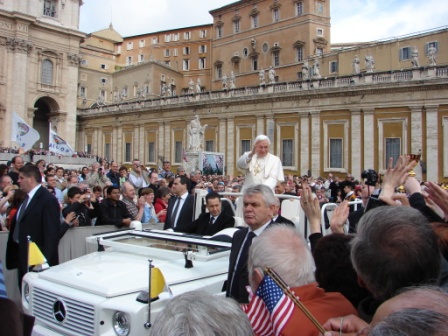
[154,187,171,223]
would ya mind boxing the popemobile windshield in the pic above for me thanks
[21,228,234,336]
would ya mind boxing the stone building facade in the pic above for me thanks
[0,0,84,148]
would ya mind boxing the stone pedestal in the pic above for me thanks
[185,152,199,173]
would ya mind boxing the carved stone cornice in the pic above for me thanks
[67,53,81,65]
[2,37,33,54]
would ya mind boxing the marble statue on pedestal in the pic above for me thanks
[268,66,276,83]
[427,45,438,66]
[411,47,420,68]
[187,115,208,152]
[229,71,236,89]
[365,55,375,73]
[353,55,360,74]
[259,69,266,85]
[302,60,309,79]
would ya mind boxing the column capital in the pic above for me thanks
[425,105,439,113]
[350,108,362,115]
[409,106,423,113]
[362,108,375,114]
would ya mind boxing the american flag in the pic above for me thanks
[242,274,295,336]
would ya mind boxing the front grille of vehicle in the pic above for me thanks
[33,287,95,336]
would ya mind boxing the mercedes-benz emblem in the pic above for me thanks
[53,300,66,322]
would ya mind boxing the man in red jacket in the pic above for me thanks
[246,225,357,336]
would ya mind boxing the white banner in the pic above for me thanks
[11,112,40,150]
[49,129,75,156]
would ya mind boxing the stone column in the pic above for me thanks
[425,105,439,182]
[116,126,123,164]
[363,108,375,169]
[112,126,118,162]
[266,115,275,147]
[256,116,265,136]
[218,117,226,154]
[299,111,310,176]
[410,106,423,181]
[350,109,362,177]
[158,122,164,164]
[92,127,99,157]
[227,117,235,176]
[164,123,171,162]
[138,125,145,162]
[310,110,321,177]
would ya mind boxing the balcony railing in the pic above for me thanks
[79,65,448,115]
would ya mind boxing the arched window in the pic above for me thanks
[41,59,53,85]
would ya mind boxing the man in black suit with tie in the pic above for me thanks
[164,175,194,232]
[226,184,278,303]
[6,164,61,287]
[183,192,235,236]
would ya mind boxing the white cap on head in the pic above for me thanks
[254,134,270,145]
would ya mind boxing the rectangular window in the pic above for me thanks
[164,34,171,42]
[148,142,155,162]
[173,48,178,56]
[282,139,293,167]
[152,37,158,45]
[296,1,303,16]
[385,138,401,168]
[184,31,191,40]
[183,59,190,71]
[252,15,259,28]
[317,28,324,37]
[199,45,207,53]
[41,59,53,85]
[100,64,107,70]
[116,45,122,54]
[138,54,144,63]
[199,57,206,69]
[206,140,214,152]
[399,47,411,60]
[87,144,92,154]
[330,61,338,73]
[175,141,182,163]
[273,50,280,67]
[272,8,280,22]
[43,0,57,17]
[234,20,240,33]
[216,26,223,38]
[164,49,170,57]
[105,144,111,161]
[329,139,343,168]
[100,78,107,84]
[252,56,258,71]
[296,47,303,62]
[316,48,324,56]
[126,56,132,65]
[139,39,145,48]
[199,30,207,38]
[125,143,132,162]
[216,65,222,79]
[127,42,133,50]
[241,140,251,155]
[173,33,179,41]
[183,47,190,55]
[164,60,171,67]
[79,86,86,98]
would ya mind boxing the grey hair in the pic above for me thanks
[149,290,253,336]
[120,181,131,194]
[248,225,315,288]
[351,206,440,301]
[369,308,448,336]
[254,134,270,145]
[244,184,277,206]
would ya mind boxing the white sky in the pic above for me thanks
[79,0,448,43]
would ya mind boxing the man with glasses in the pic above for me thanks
[128,159,149,193]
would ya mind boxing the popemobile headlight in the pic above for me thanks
[23,281,30,304]
[113,311,130,336]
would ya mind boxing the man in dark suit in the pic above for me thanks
[226,184,278,303]
[183,192,235,236]
[6,164,61,286]
[272,196,296,227]
[164,175,194,232]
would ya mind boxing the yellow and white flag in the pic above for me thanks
[151,267,166,299]
[28,242,47,267]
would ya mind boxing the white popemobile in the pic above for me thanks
[22,228,236,336]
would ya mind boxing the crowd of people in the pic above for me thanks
[1,134,448,335]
